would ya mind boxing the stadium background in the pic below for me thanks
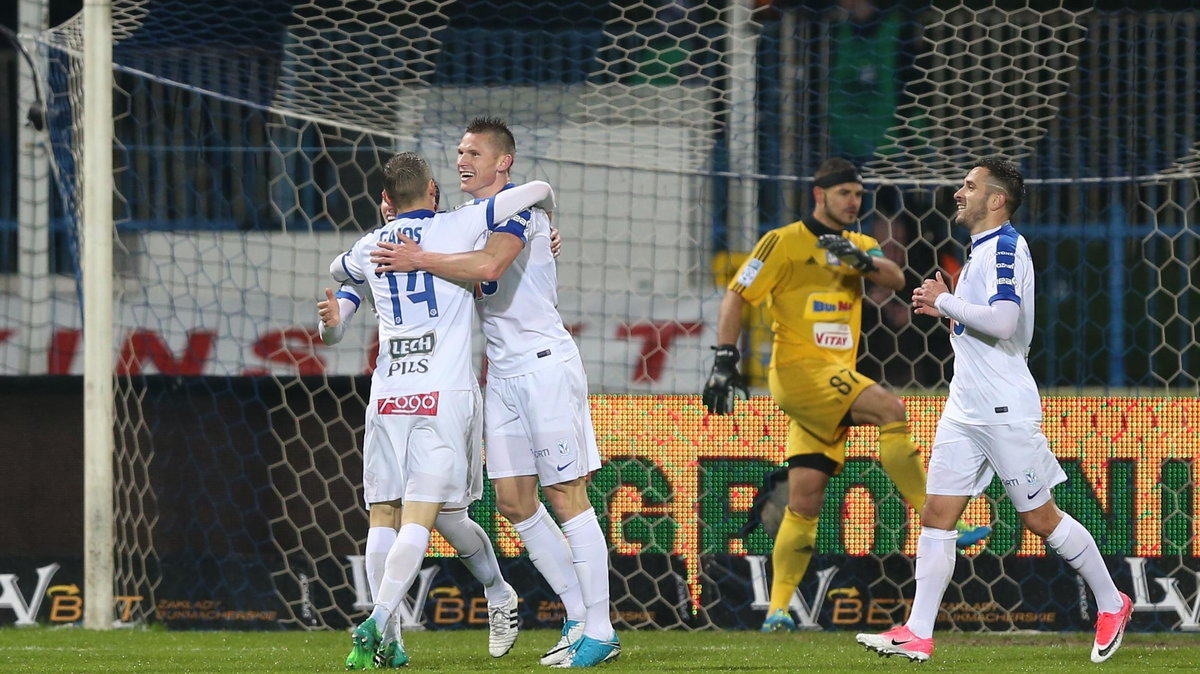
[1,0,1197,636]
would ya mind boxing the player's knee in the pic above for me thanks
[874,394,908,426]
[850,386,906,426]
[1019,505,1062,538]
[544,480,590,521]
[495,494,537,524]
[919,500,961,530]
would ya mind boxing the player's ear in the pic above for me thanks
[498,153,513,172]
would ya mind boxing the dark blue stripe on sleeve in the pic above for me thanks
[490,209,531,242]
[340,252,366,284]
[335,289,361,309]
[989,230,1021,305]
[485,196,496,227]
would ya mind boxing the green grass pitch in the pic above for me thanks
[1,627,1194,672]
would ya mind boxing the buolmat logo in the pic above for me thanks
[377,392,440,416]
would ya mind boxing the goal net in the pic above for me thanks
[13,0,1198,631]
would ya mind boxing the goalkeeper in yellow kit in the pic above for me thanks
[703,158,990,631]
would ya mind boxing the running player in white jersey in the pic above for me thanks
[856,157,1131,664]
[323,151,555,669]
[371,117,617,668]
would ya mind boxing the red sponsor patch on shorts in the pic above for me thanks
[376,392,439,415]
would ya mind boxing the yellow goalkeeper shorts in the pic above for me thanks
[768,359,877,472]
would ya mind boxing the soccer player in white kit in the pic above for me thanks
[856,157,1131,664]
[371,117,617,668]
[321,151,555,669]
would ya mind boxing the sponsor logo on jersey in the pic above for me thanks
[736,258,764,287]
[804,292,855,320]
[813,322,853,350]
[389,331,436,358]
[376,392,440,416]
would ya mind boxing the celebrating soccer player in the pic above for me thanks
[320,151,554,669]
[703,158,991,632]
[856,157,1132,663]
[369,117,618,668]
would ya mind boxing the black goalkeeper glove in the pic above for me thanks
[702,344,749,414]
[817,233,878,273]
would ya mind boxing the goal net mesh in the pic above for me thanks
[17,0,1198,631]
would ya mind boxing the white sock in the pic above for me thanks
[365,526,397,603]
[1045,513,1123,614]
[513,504,585,622]
[370,523,431,628]
[436,508,509,605]
[905,527,958,640]
[561,508,612,639]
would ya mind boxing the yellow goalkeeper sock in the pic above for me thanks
[878,421,927,513]
[767,507,818,615]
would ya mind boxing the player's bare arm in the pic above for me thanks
[371,231,524,283]
[863,255,905,291]
[715,289,748,344]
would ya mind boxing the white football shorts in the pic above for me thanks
[484,353,602,486]
[925,417,1067,512]
[362,388,483,509]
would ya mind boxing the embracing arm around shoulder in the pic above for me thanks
[378,231,524,283]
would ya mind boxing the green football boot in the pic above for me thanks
[345,617,382,670]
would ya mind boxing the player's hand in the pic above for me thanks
[817,233,877,273]
[371,234,422,273]
[912,271,950,317]
[379,190,396,223]
[550,227,562,258]
[702,345,749,414]
[317,288,340,328]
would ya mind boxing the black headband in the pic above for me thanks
[813,169,863,189]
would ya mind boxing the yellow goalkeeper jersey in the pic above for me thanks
[728,220,883,368]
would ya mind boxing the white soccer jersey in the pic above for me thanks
[942,222,1042,425]
[332,206,491,396]
[471,185,579,378]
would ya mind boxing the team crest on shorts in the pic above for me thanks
[557,440,571,455]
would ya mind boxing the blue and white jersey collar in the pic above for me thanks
[969,221,1014,251]
[392,208,435,220]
